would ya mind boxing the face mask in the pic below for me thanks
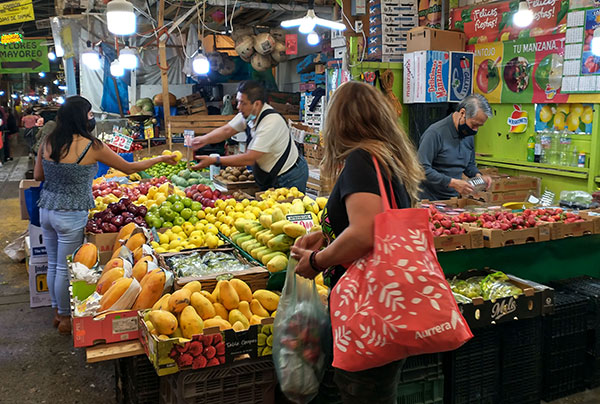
[458,116,477,138]
[87,117,96,132]
[245,114,256,123]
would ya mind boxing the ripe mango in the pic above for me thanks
[303,196,319,214]
[213,302,229,319]
[270,220,290,235]
[256,248,274,261]
[243,221,260,234]
[132,268,166,310]
[316,197,327,210]
[212,280,224,302]
[169,288,192,313]
[267,234,294,252]
[253,290,280,311]
[249,225,264,237]
[250,314,264,325]
[258,231,275,245]
[236,235,253,247]
[251,246,269,260]
[229,309,249,329]
[99,277,133,312]
[266,255,288,273]
[241,239,259,251]
[132,256,154,282]
[230,279,252,302]
[290,200,305,214]
[152,293,171,311]
[238,300,253,320]
[180,305,204,339]
[201,290,216,304]
[96,267,124,295]
[182,281,202,294]
[234,219,250,233]
[271,208,285,223]
[261,251,286,266]
[148,310,178,335]
[204,318,232,331]
[259,214,273,229]
[250,298,269,317]
[231,232,247,243]
[219,281,240,310]
[233,321,245,331]
[170,327,183,338]
[283,223,306,239]
[191,292,216,320]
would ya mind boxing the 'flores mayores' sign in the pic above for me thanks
[0,39,49,73]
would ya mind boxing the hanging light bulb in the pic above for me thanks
[119,46,138,69]
[38,72,46,78]
[513,1,533,28]
[47,48,57,61]
[592,28,600,56]
[299,17,317,34]
[107,0,137,36]
[281,7,346,32]
[110,60,125,77]
[307,31,320,46]
[82,46,102,70]
[192,53,210,75]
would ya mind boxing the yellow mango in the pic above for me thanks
[204,318,232,331]
[316,197,327,210]
[148,310,178,335]
[271,208,285,223]
[213,302,229,319]
[267,234,294,252]
[258,231,275,245]
[229,309,250,329]
[256,248,274,261]
[253,290,280,311]
[190,292,216,320]
[250,314,264,325]
[182,281,202,294]
[170,327,183,338]
[261,251,286,266]
[251,246,269,260]
[232,321,245,332]
[250,299,270,317]
[201,290,216,304]
[168,289,192,314]
[230,279,252,302]
[219,281,240,310]
[266,255,288,273]
[180,305,204,339]
[249,225,264,237]
[238,300,253,320]
[283,223,307,238]
[259,214,273,229]
[270,220,290,235]
[212,280,224,302]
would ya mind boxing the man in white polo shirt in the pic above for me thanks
[191,80,308,192]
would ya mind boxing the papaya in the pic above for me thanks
[112,222,137,251]
[201,290,216,304]
[261,251,286,266]
[152,293,171,311]
[213,302,229,319]
[180,305,204,339]
[148,310,178,335]
[251,246,268,260]
[267,234,294,252]
[236,235,253,247]
[231,232,247,243]
[256,248,273,261]
[243,221,260,234]
[182,281,202,294]
[259,214,273,230]
[103,257,127,274]
[241,239,259,251]
[283,223,307,238]
[125,232,146,252]
[99,277,133,312]
[132,246,144,263]
[270,220,289,236]
[234,219,250,233]
[253,290,280,311]
[230,279,252,302]
[238,300,253,320]
[191,292,216,320]
[110,245,132,261]
[212,280,224,302]
[96,267,124,295]
[132,269,166,310]
[249,225,264,237]
[229,309,249,329]
[271,208,285,223]
[168,288,192,313]
[219,281,240,310]
[73,243,98,268]
[258,231,275,245]
[132,256,153,282]
[266,255,288,273]
[232,321,245,332]
[140,268,161,288]
[250,299,270,317]
[204,318,232,331]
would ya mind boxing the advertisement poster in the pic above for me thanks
[0,0,34,26]
[469,35,571,103]
[0,38,49,73]
[534,103,593,133]
[450,0,569,44]
[449,52,474,102]
[418,0,442,28]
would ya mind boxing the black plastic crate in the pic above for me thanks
[542,354,586,402]
[166,357,275,404]
[543,291,589,337]
[551,277,600,329]
[587,355,600,389]
[397,376,444,404]
[401,353,443,383]
[444,327,501,404]
[117,355,160,404]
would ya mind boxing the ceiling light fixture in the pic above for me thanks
[307,30,320,45]
[513,1,533,28]
[110,60,125,77]
[281,0,345,33]
[192,53,210,75]
[119,46,138,69]
[82,41,102,70]
[107,0,137,36]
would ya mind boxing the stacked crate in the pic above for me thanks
[115,355,160,404]
[178,94,207,115]
[367,0,418,62]
[301,92,324,130]
[297,53,327,93]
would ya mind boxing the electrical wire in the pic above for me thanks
[230,0,238,36]
[339,7,365,68]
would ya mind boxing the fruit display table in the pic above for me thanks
[439,234,600,283]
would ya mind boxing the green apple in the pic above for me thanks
[163,221,173,228]
[190,201,202,211]
[180,208,193,220]
[151,217,163,229]
[173,216,185,226]
[182,197,192,208]
[188,216,199,225]
[172,201,184,213]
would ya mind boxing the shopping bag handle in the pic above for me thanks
[371,156,398,211]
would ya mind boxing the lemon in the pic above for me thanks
[158,183,170,194]
[566,113,580,132]
[189,235,205,247]
[194,222,205,231]
[196,210,206,219]
[241,198,251,207]
[554,112,566,130]
[234,204,244,212]
[169,239,182,249]
[570,103,584,117]
[220,225,231,237]
[215,199,226,209]
[175,246,184,252]
[276,195,286,201]
[206,214,217,224]
[137,195,148,203]
[556,104,570,116]
[200,219,208,225]
[155,194,167,205]
[190,230,204,238]
[168,232,179,241]
[155,247,167,253]
[539,105,552,123]
[158,233,170,245]
[162,150,172,155]
[206,224,219,235]
[227,198,237,207]
[233,212,244,220]
[251,207,262,218]
[582,106,593,124]
[244,212,257,220]
[222,216,234,226]
[216,210,226,219]
[150,241,160,248]
[173,150,183,162]
[172,225,183,234]
[206,234,219,249]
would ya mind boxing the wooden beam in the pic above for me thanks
[158,0,172,150]
[86,340,145,363]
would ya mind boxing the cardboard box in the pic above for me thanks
[403,52,415,104]
[28,224,47,264]
[471,190,534,204]
[19,180,41,221]
[29,261,51,308]
[407,27,466,52]
[434,226,483,252]
[545,218,595,240]
[72,309,140,348]
[404,50,449,103]
[86,232,119,265]
[487,175,541,193]
[448,52,474,103]
[473,223,551,248]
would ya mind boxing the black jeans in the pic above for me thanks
[334,359,405,404]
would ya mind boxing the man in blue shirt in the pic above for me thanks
[418,94,493,201]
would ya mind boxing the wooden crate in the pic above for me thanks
[169,114,298,136]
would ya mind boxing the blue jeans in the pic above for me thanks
[39,208,88,315]
[277,155,309,193]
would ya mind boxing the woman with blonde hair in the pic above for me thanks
[291,81,425,403]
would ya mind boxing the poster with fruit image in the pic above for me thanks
[418,0,442,28]
[582,8,600,74]
[532,36,567,102]
[500,38,535,103]
[535,103,593,133]
[450,0,569,44]
[473,41,504,103]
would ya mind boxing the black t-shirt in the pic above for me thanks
[321,149,411,286]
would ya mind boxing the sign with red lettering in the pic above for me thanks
[109,132,133,152]
[285,34,298,55]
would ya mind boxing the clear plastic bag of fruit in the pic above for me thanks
[273,259,330,404]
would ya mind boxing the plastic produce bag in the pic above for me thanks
[273,259,330,404]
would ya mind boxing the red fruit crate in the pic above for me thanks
[162,357,276,404]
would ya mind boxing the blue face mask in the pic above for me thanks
[246,114,256,123]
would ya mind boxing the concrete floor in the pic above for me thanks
[0,133,598,404]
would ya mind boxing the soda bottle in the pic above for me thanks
[527,134,535,162]
[534,133,541,163]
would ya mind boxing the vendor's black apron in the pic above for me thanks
[245,109,292,190]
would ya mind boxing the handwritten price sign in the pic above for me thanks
[109,132,133,151]
[144,124,154,139]
[286,213,314,232]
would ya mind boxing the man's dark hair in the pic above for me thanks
[237,80,267,103]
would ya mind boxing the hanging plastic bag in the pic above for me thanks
[273,258,330,404]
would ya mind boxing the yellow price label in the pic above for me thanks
[36,273,48,292]
[144,124,154,139]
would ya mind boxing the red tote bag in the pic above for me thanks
[329,157,473,372]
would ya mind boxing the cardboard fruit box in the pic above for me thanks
[543,216,596,240]
[450,268,542,329]
[580,210,600,234]
[86,232,119,265]
[466,222,551,248]
[487,175,541,193]
[434,226,484,252]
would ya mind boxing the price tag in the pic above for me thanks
[109,132,134,152]
[183,129,195,147]
[144,124,154,139]
[286,213,314,232]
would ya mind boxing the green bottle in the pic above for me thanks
[527,134,535,162]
